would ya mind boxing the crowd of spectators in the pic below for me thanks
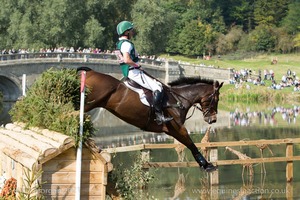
[269,69,299,91]
[229,67,300,92]
[1,47,167,63]
[229,68,266,88]
[1,47,113,55]
[230,105,300,126]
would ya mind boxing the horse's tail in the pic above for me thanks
[77,66,92,72]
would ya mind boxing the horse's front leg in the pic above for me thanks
[168,125,217,172]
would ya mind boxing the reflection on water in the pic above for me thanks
[230,105,300,127]
[92,105,300,148]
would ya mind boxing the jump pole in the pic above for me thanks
[75,70,86,200]
[22,74,26,96]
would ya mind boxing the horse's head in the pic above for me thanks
[199,81,223,124]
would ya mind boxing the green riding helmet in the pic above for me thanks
[117,21,134,36]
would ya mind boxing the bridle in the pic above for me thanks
[186,90,218,120]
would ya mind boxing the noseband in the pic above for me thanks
[191,90,217,118]
[169,85,218,120]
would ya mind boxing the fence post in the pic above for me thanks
[286,182,293,200]
[286,143,293,182]
[209,147,219,185]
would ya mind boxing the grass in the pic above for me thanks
[161,52,300,82]
[160,53,300,108]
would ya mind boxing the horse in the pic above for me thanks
[77,67,223,172]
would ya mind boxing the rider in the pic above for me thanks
[115,20,173,125]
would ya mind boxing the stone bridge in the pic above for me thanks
[0,52,232,102]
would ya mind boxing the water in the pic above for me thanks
[2,104,300,199]
[0,102,13,125]
[92,106,300,199]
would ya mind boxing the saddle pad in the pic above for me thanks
[124,81,150,107]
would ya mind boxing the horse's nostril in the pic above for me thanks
[205,116,217,124]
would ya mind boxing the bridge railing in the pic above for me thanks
[0,52,117,61]
[0,52,165,67]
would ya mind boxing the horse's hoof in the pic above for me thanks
[203,163,218,173]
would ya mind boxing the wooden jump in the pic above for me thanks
[103,137,300,183]
[103,138,300,152]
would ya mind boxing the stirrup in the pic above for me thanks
[155,112,173,125]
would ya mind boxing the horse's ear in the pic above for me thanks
[219,82,224,89]
[214,81,224,90]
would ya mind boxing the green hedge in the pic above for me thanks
[9,68,94,145]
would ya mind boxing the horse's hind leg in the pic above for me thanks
[168,126,217,172]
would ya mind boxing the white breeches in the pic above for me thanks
[128,69,162,92]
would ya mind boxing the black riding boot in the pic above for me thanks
[194,153,217,172]
[153,90,173,125]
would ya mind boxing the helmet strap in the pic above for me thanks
[125,31,131,39]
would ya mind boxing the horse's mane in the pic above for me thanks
[168,76,214,87]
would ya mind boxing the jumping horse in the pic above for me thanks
[77,67,223,172]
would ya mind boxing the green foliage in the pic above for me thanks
[273,27,295,53]
[9,68,94,145]
[216,26,244,54]
[83,17,105,48]
[246,25,277,52]
[38,0,87,47]
[220,83,300,104]
[109,152,155,199]
[254,0,289,27]
[0,0,299,54]
[294,33,300,47]
[177,20,215,56]
[19,168,44,200]
[132,0,177,55]
[281,1,300,34]
[221,0,255,31]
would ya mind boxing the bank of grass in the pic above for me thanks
[220,82,300,102]
[161,53,300,82]
[161,53,300,106]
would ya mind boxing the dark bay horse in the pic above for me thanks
[77,67,223,172]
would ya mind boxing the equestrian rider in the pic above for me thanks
[115,21,173,125]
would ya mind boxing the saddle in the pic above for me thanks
[122,77,154,107]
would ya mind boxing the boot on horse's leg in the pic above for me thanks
[194,152,217,172]
[153,90,173,125]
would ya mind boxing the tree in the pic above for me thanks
[177,20,215,56]
[83,17,105,48]
[248,25,277,52]
[216,0,255,32]
[38,0,87,47]
[274,27,295,53]
[216,26,244,54]
[281,0,300,34]
[131,0,177,55]
[294,32,300,47]
[166,0,224,55]
[254,0,289,27]
[86,0,135,49]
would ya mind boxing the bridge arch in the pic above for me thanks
[0,73,22,102]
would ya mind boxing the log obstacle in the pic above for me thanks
[0,123,112,199]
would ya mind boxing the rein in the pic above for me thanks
[173,89,217,120]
